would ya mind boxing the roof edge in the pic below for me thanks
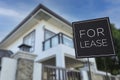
[0,4,72,45]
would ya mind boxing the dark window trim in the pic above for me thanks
[23,30,36,52]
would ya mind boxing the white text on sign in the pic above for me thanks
[79,28,108,48]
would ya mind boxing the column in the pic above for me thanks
[0,58,17,80]
[12,50,37,80]
[81,70,89,80]
[56,52,66,80]
[56,52,65,68]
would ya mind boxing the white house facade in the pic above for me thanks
[0,4,88,69]
[0,4,119,80]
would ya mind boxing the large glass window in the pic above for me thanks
[51,36,59,47]
[43,32,74,51]
[44,29,56,50]
[63,35,73,48]
[44,40,50,50]
[44,29,55,40]
[23,30,35,52]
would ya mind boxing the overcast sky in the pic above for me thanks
[0,0,120,41]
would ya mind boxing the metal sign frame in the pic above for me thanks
[72,17,116,58]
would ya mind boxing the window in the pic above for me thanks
[44,29,56,50]
[63,35,73,48]
[23,30,35,52]
[44,29,55,40]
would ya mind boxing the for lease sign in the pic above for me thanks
[72,17,115,58]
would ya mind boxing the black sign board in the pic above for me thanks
[72,17,115,58]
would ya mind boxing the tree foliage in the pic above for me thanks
[96,24,120,75]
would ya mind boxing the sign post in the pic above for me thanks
[72,17,116,80]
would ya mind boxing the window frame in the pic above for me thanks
[23,30,36,52]
[44,28,56,40]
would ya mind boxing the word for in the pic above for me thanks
[79,28,104,38]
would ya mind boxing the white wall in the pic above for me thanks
[0,58,17,80]
[5,23,40,54]
[33,63,42,80]
[80,70,89,80]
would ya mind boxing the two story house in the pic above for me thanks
[0,4,97,76]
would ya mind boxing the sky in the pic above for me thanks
[0,0,120,41]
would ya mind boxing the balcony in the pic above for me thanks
[43,33,74,51]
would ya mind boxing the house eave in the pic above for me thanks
[0,4,72,48]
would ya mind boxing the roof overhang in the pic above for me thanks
[0,4,72,48]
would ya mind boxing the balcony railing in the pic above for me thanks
[43,33,74,51]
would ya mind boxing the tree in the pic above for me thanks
[96,24,120,75]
